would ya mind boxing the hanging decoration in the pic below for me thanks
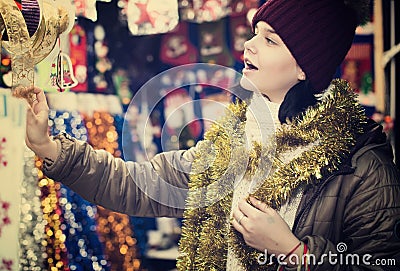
[229,12,253,63]
[1,0,40,41]
[162,88,202,151]
[58,187,110,271]
[200,87,231,132]
[112,69,132,106]
[0,89,27,271]
[160,22,198,66]
[179,0,232,23]
[122,103,161,265]
[0,0,74,101]
[0,198,11,237]
[0,48,12,88]
[0,137,7,168]
[198,19,234,66]
[48,109,110,271]
[49,50,79,92]
[83,111,141,271]
[19,147,46,271]
[48,0,77,92]
[69,24,88,92]
[120,0,178,35]
[30,0,77,93]
[125,34,162,94]
[341,42,375,117]
[0,258,13,271]
[123,99,159,162]
[0,0,38,99]
[74,0,97,22]
[93,25,112,93]
[229,0,259,16]
[37,162,70,271]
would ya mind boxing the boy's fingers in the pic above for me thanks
[26,106,37,123]
[35,87,46,102]
[32,87,42,94]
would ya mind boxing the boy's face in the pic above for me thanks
[240,21,304,103]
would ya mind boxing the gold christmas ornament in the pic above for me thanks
[0,0,73,102]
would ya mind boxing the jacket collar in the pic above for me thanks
[349,119,392,167]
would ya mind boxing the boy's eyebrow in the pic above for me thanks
[255,23,277,35]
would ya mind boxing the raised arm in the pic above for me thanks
[25,87,194,217]
[25,87,59,161]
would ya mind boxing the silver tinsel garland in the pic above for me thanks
[19,147,46,271]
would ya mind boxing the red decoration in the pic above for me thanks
[134,2,152,25]
[0,258,13,271]
[0,198,11,237]
[0,138,7,167]
[69,24,88,92]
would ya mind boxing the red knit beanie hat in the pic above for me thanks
[252,0,370,92]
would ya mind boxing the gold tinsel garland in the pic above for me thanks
[177,80,368,271]
[37,158,69,270]
[84,112,141,271]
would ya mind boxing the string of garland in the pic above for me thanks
[177,80,368,270]
[19,147,46,271]
[37,158,70,271]
[84,111,141,271]
[49,110,109,271]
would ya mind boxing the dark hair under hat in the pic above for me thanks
[252,0,370,93]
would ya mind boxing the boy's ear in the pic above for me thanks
[297,68,306,81]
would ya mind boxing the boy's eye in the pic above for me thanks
[265,38,276,45]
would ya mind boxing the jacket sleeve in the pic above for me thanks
[299,150,400,271]
[43,133,196,217]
